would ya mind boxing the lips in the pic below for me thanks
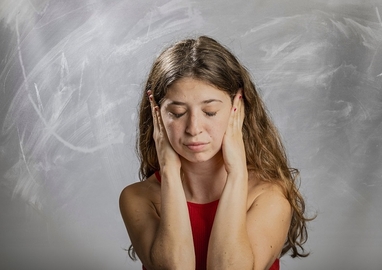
[184,142,208,151]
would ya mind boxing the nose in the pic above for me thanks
[185,113,202,136]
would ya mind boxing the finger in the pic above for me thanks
[232,90,244,129]
[227,101,236,134]
[227,92,239,132]
[148,91,160,135]
[238,90,244,126]
[155,105,164,136]
[147,91,166,137]
[148,94,156,120]
[147,90,157,109]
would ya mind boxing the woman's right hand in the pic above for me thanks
[148,90,181,171]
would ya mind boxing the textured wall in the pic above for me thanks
[0,0,381,269]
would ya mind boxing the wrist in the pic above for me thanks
[160,166,181,180]
[226,170,248,180]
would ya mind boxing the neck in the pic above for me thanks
[180,152,227,203]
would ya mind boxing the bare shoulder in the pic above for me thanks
[119,174,163,265]
[119,174,161,213]
[245,173,292,265]
[247,172,291,212]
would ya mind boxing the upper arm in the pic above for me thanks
[246,188,292,270]
[119,183,160,266]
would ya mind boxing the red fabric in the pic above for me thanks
[270,258,280,270]
[142,172,280,270]
[187,199,219,270]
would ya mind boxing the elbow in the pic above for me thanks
[146,246,195,270]
[207,253,254,270]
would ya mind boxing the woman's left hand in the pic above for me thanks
[222,90,247,175]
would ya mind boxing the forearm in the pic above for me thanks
[207,172,254,270]
[150,168,195,269]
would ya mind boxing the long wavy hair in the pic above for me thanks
[132,35,313,259]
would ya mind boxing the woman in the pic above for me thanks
[120,36,311,270]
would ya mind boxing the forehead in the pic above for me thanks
[165,78,230,102]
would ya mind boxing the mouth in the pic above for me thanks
[184,142,209,151]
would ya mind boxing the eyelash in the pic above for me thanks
[205,112,217,117]
[171,112,217,118]
[172,113,185,118]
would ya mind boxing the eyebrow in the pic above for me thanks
[167,99,223,106]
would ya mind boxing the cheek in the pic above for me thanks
[221,110,231,131]
[162,118,181,144]
[209,115,230,141]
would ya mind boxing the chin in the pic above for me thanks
[180,150,222,164]
[180,154,210,163]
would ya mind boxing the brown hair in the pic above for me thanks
[134,36,313,259]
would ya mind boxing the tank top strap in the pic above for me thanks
[154,171,161,183]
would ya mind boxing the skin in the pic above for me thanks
[120,77,292,270]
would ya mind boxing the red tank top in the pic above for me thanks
[142,172,280,270]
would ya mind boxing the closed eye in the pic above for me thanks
[205,111,217,117]
[169,111,217,118]
[170,112,186,118]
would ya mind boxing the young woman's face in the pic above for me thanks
[160,77,232,163]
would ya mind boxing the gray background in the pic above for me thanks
[1,0,381,269]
